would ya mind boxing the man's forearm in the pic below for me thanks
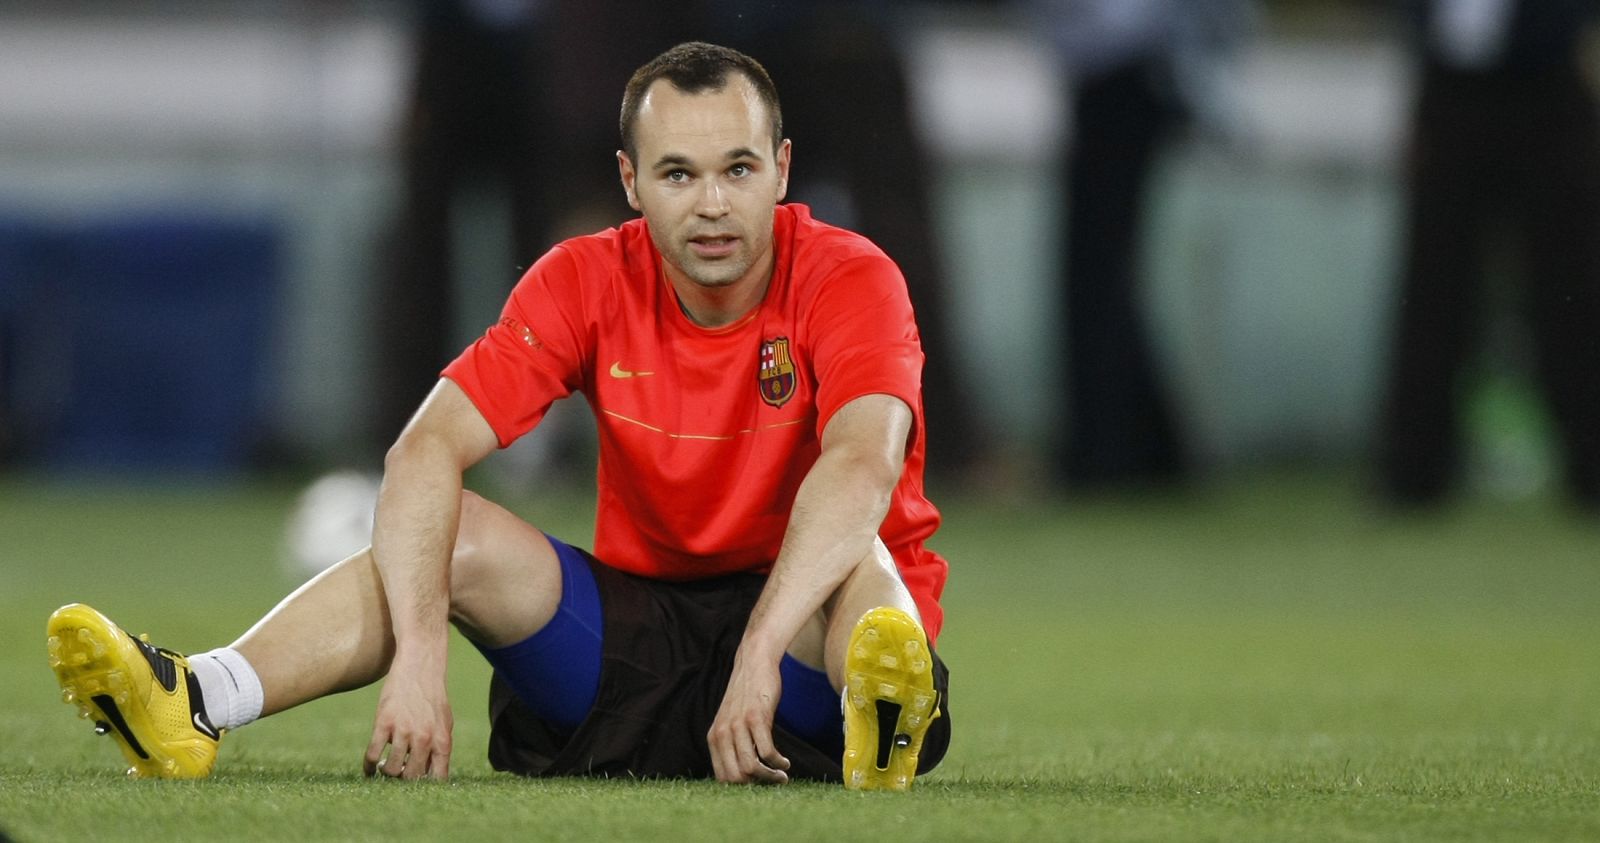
[370,432,464,667]
[741,441,899,660]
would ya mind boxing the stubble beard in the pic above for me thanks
[679,252,750,288]
[661,231,756,290]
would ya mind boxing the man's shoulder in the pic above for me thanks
[781,205,902,289]
[548,217,654,278]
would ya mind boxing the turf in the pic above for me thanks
[1,472,1597,841]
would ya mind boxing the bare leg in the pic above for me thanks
[231,549,394,717]
[782,537,920,692]
[232,490,563,717]
[816,537,941,790]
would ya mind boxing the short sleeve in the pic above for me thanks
[441,245,589,447]
[807,255,925,444]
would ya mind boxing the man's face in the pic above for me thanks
[619,74,790,292]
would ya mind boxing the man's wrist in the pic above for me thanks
[390,631,450,671]
[735,626,790,667]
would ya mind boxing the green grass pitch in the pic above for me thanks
[1,473,1597,841]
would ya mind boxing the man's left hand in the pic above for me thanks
[708,653,792,784]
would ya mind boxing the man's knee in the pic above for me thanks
[833,538,903,606]
[448,490,492,593]
[446,489,561,646]
[863,537,898,580]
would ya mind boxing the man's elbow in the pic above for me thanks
[830,445,905,496]
[384,426,458,477]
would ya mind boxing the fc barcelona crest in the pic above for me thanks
[758,337,796,408]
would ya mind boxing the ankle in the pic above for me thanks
[187,648,265,731]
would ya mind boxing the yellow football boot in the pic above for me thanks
[46,603,221,778]
[842,606,941,791]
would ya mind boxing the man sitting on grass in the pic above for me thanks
[46,41,951,790]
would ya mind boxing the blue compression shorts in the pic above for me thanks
[475,534,844,753]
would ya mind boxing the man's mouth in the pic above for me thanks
[689,235,738,258]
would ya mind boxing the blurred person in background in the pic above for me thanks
[373,1,713,484]
[1026,0,1256,492]
[373,0,555,450]
[1378,0,1600,510]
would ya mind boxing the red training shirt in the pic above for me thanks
[442,204,947,640]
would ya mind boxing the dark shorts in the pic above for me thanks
[484,544,952,781]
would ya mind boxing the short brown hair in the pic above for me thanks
[619,42,783,163]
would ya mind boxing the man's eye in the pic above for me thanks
[729,164,751,178]
[666,170,689,183]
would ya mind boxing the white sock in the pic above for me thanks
[187,648,265,731]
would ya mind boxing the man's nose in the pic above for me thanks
[697,180,730,217]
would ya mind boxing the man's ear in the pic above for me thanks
[774,138,792,202]
[617,150,641,211]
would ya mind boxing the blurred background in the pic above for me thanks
[8,7,1600,828]
[2,0,1597,521]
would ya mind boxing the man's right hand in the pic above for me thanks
[362,379,497,782]
[363,662,453,780]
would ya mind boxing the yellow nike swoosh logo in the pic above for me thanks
[609,361,654,378]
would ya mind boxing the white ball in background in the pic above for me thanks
[281,470,381,581]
